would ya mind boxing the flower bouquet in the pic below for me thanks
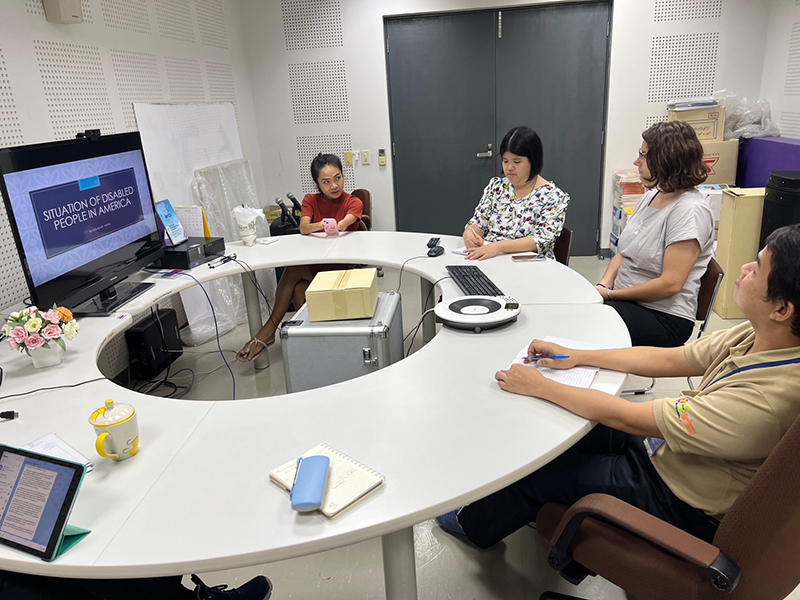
[3,305,80,366]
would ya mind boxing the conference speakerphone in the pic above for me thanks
[153,236,225,270]
[434,295,521,333]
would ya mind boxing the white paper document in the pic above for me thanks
[509,336,610,389]
[23,433,94,473]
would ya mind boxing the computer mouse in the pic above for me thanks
[427,245,444,257]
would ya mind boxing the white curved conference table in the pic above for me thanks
[0,232,630,599]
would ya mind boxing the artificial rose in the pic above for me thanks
[63,319,80,341]
[24,306,38,316]
[24,317,43,333]
[25,333,45,350]
[57,307,74,322]
[42,310,61,324]
[8,339,18,351]
[11,326,27,344]
[41,323,62,339]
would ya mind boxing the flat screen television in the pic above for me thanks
[0,132,164,315]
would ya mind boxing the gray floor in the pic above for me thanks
[155,256,797,599]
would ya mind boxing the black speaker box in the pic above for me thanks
[125,308,183,380]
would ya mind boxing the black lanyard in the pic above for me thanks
[701,357,800,391]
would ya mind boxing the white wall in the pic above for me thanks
[237,0,770,248]
[760,0,800,139]
[0,0,265,310]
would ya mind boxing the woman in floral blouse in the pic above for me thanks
[463,126,570,261]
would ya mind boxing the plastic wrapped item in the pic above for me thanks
[232,204,266,246]
[181,159,276,346]
[715,89,781,139]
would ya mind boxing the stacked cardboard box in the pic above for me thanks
[713,188,765,319]
[668,104,738,185]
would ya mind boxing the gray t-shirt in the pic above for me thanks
[615,188,715,321]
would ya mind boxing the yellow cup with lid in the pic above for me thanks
[89,399,139,461]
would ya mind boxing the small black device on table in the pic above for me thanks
[153,236,226,270]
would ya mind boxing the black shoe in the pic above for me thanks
[191,574,273,600]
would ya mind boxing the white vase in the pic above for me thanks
[31,344,63,368]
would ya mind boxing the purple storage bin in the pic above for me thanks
[737,136,800,188]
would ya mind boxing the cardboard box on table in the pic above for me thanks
[714,188,765,319]
[668,106,725,142]
[701,139,739,185]
[306,268,379,322]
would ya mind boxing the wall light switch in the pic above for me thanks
[378,148,387,166]
[361,150,371,165]
[343,151,354,166]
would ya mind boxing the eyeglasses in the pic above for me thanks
[637,149,648,159]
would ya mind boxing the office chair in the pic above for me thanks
[350,188,383,277]
[537,413,800,600]
[687,258,724,389]
[554,227,573,266]
[623,257,724,395]
[351,188,372,230]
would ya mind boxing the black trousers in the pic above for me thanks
[605,300,694,347]
[456,425,719,549]
[0,572,192,600]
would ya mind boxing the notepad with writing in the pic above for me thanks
[270,444,385,518]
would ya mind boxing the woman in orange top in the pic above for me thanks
[237,153,363,362]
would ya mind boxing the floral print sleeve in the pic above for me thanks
[468,176,570,259]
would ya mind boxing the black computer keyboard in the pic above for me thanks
[446,265,504,296]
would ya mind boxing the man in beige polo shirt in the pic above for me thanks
[438,224,800,549]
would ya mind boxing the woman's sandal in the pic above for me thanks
[236,336,275,362]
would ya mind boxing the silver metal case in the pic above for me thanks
[280,291,403,393]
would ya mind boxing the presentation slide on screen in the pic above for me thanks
[0,453,73,551]
[3,150,158,287]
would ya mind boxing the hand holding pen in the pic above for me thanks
[464,225,484,249]
[526,339,576,369]
[524,354,571,363]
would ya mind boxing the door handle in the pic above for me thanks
[476,143,493,158]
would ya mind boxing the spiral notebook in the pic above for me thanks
[270,443,385,518]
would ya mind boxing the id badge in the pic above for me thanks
[643,436,665,457]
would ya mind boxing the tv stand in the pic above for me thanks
[73,281,154,317]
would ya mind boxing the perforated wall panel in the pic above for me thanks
[206,62,238,121]
[781,111,800,139]
[111,50,163,131]
[165,57,205,103]
[101,0,152,34]
[786,23,800,96]
[25,1,44,15]
[282,0,343,51]
[35,40,116,140]
[0,198,30,313]
[288,61,349,124]
[645,114,668,129]
[648,33,718,103]
[297,134,354,194]
[196,0,228,49]
[0,46,23,147]
[155,0,196,43]
[80,0,93,23]
[654,0,722,22]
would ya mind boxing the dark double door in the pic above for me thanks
[386,3,609,255]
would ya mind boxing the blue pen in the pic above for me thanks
[524,354,571,363]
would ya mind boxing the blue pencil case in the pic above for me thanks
[291,455,330,512]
